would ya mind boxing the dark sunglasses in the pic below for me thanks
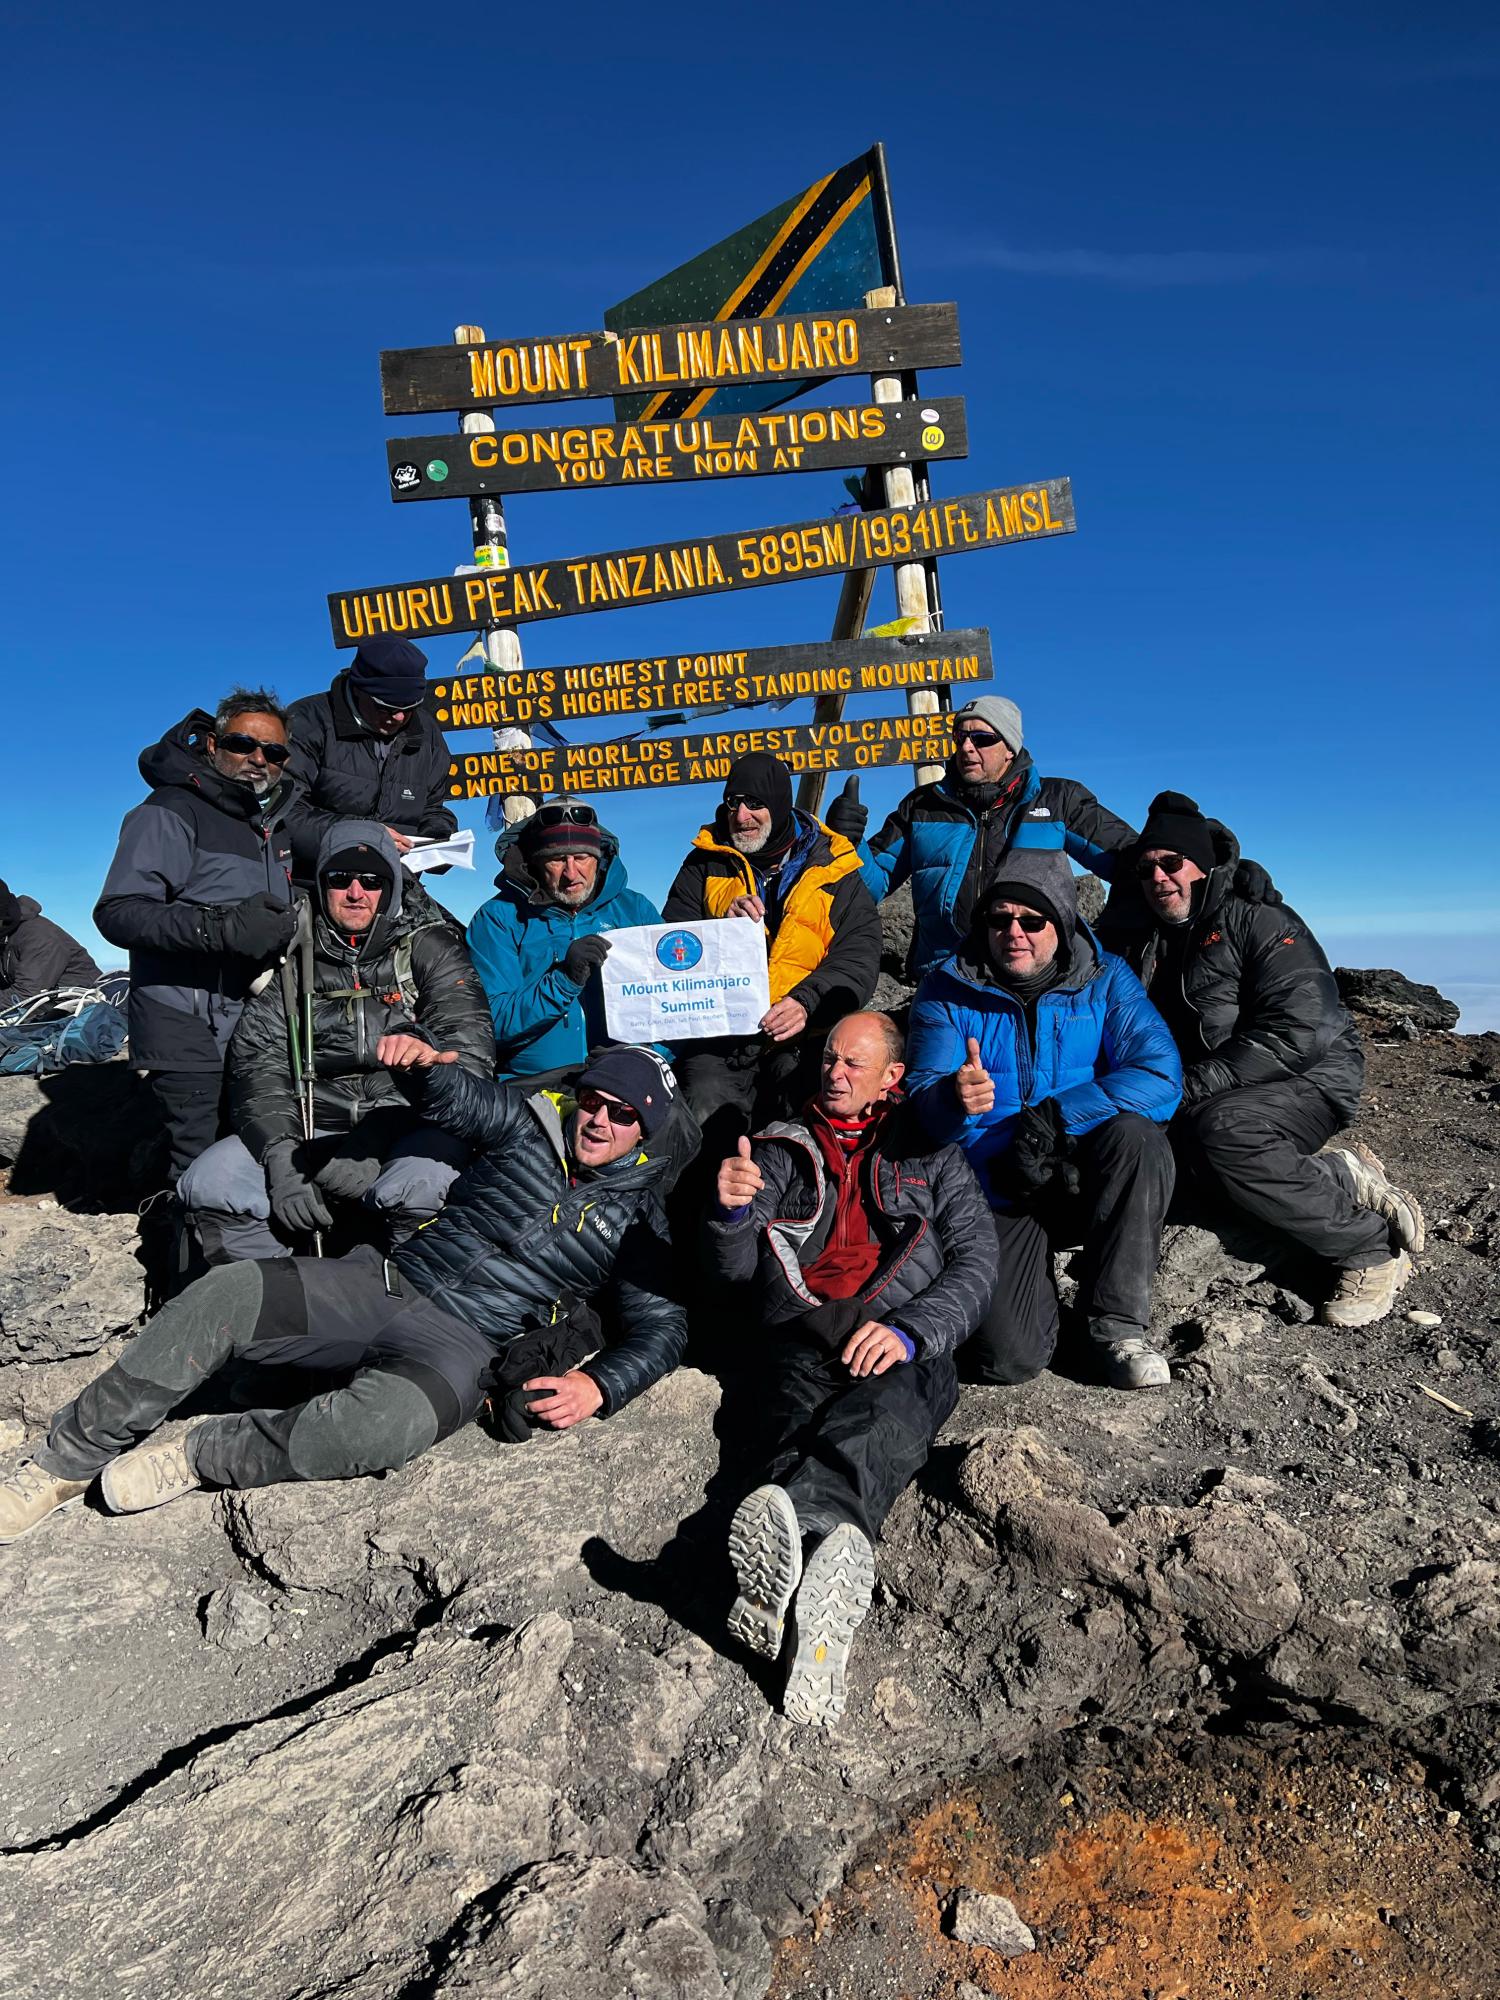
[364,691,425,712]
[532,802,598,830]
[1134,852,1190,880]
[217,734,291,764]
[323,870,385,892]
[988,910,1050,934]
[577,1087,641,1128]
[723,793,770,812]
[954,727,1002,750]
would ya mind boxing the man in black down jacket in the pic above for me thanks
[0,1045,692,1539]
[94,691,298,1180]
[709,1010,997,1726]
[0,881,101,1008]
[179,820,493,1260]
[284,637,457,878]
[1119,792,1424,1331]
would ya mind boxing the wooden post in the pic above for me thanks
[455,323,534,828]
[796,283,944,816]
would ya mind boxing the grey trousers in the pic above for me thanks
[178,1126,469,1261]
[35,1248,495,1490]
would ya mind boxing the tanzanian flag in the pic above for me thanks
[605,147,889,425]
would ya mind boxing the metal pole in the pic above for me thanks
[455,323,535,828]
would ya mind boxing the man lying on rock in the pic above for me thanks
[1111,791,1424,1327]
[905,851,1183,1390]
[711,1010,997,1726]
[0,1043,692,1543]
[179,820,493,1261]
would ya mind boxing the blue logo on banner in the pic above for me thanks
[656,929,703,970]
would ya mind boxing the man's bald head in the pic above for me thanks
[819,1012,905,1118]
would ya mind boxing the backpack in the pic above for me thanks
[0,1000,128,1076]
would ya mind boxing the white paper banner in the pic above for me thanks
[601,919,770,1044]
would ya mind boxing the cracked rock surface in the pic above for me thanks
[1,1028,1497,1998]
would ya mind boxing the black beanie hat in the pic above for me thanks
[1131,791,1217,877]
[349,636,429,708]
[577,1045,678,1138]
[722,751,794,850]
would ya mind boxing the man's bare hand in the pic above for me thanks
[955,1035,995,1115]
[523,1370,604,1429]
[384,827,415,854]
[377,1034,456,1069]
[717,1135,763,1209]
[760,997,808,1043]
[727,893,766,922]
[842,1321,908,1377]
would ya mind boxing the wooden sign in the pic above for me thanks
[380,302,961,416]
[329,483,1074,646]
[433,629,993,730]
[445,711,958,800]
[387,396,968,501]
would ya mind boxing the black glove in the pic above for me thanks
[991,1099,1076,1201]
[563,934,611,986]
[1233,858,1282,907]
[825,776,868,844]
[209,892,297,961]
[265,1141,334,1237]
[311,1108,414,1202]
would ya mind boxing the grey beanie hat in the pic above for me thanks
[953,695,1023,754]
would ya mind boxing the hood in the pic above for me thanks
[955,851,1099,995]
[0,881,23,937]
[137,710,288,821]
[493,817,626,910]
[314,818,404,954]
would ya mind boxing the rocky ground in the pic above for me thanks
[0,957,1496,1999]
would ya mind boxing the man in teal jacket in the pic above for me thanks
[906,850,1181,1391]
[466,802,662,1081]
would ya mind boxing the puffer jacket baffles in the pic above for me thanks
[707,1100,998,1357]
[905,858,1181,1201]
[662,809,880,1023]
[1114,821,1365,1120]
[227,820,494,1162]
[94,711,296,1072]
[0,886,100,1002]
[466,821,662,1080]
[391,1067,696,1414]
[284,670,458,877]
[858,749,1137,982]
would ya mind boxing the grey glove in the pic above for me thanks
[312,1150,384,1202]
[825,776,867,844]
[207,893,297,961]
[265,1142,333,1236]
[563,934,611,986]
[310,1108,413,1202]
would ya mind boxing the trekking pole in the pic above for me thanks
[291,898,325,1258]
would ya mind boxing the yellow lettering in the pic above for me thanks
[469,435,499,469]
[467,350,497,399]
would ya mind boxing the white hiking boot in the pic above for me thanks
[728,1483,802,1660]
[1323,1140,1426,1253]
[99,1437,202,1514]
[0,1460,90,1545]
[783,1522,876,1728]
[1103,1338,1172,1390]
[1323,1251,1413,1329]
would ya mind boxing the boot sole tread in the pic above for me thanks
[727,1485,802,1660]
[783,1525,875,1728]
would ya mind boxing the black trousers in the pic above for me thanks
[1174,1077,1389,1269]
[146,1068,226,1182]
[756,1337,959,1543]
[674,1036,821,1157]
[36,1246,495,1491]
[965,1112,1175,1385]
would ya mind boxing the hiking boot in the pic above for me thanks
[1324,1140,1426,1254]
[1323,1251,1412,1329]
[99,1436,201,1514]
[783,1522,876,1728]
[0,1460,90,1545]
[728,1483,802,1660]
[1102,1338,1172,1390]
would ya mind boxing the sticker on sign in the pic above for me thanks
[602,919,770,1043]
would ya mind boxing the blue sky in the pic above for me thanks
[7,4,1498,1021]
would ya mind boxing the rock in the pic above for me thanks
[1435,1350,1463,1374]
[0,1205,140,1363]
[201,1584,274,1651]
[948,1889,1035,1956]
[1336,967,1460,1035]
[1408,1311,1443,1327]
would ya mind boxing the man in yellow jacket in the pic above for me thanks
[662,752,881,1154]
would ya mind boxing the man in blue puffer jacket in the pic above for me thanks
[466,800,661,1080]
[906,850,1182,1390]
